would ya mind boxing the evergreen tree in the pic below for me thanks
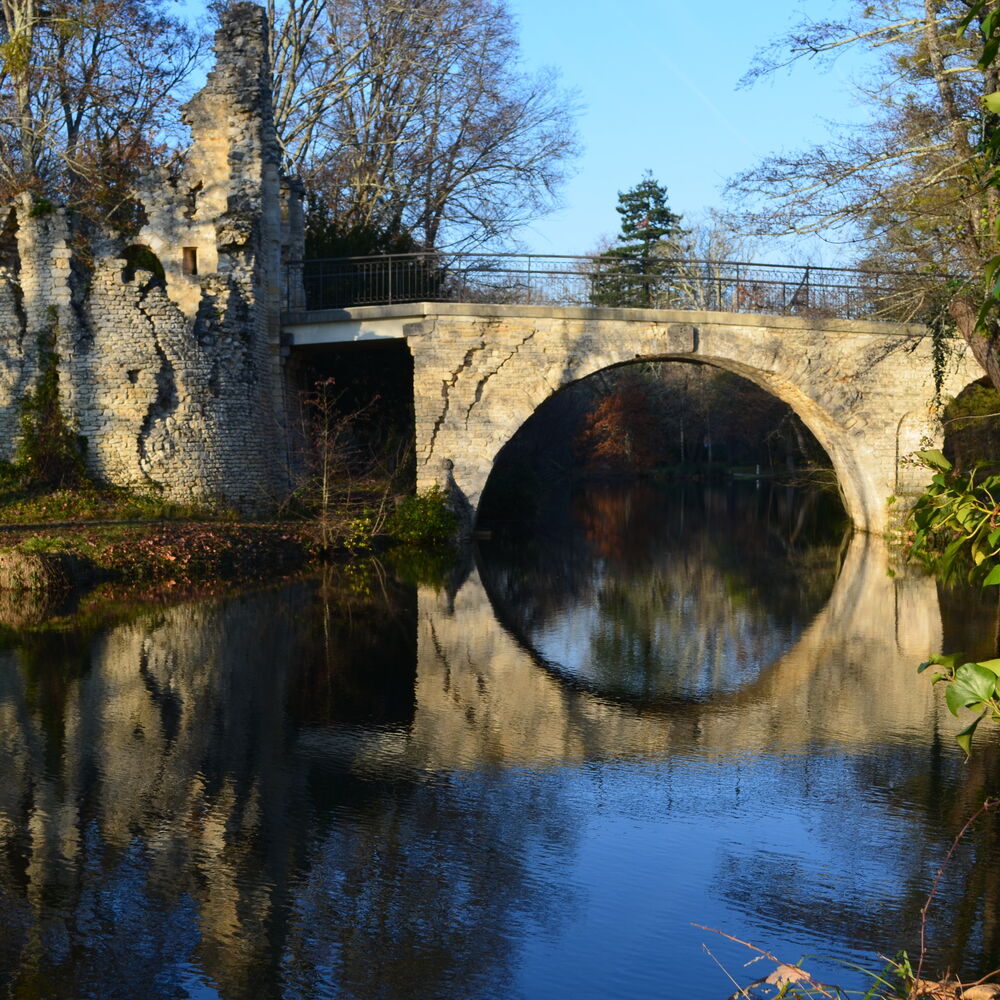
[591,173,688,308]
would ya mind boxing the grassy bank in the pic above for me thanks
[0,521,319,593]
[0,475,457,599]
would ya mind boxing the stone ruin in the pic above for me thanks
[0,2,304,510]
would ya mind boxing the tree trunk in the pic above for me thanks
[950,295,1000,393]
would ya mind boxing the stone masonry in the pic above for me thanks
[378,302,983,535]
[0,4,302,510]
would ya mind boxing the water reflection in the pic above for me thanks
[0,582,574,999]
[478,482,845,703]
[0,484,997,999]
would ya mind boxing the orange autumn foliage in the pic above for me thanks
[574,375,661,475]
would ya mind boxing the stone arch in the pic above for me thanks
[407,306,984,534]
[471,352,874,531]
[122,244,166,286]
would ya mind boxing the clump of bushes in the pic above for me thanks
[384,486,456,547]
[17,321,88,490]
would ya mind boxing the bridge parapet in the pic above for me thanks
[296,252,914,322]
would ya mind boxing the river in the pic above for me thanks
[0,481,998,999]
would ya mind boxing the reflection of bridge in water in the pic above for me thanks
[0,537,974,997]
[370,533,954,770]
[284,253,981,535]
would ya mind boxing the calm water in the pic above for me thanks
[1,481,999,999]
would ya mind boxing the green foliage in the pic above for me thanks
[305,193,421,257]
[927,289,960,403]
[906,449,1000,585]
[27,195,54,218]
[908,448,1000,753]
[341,508,383,554]
[385,543,455,588]
[0,482,225,524]
[614,172,687,254]
[384,487,456,548]
[590,172,689,308]
[919,653,1000,755]
[16,321,87,489]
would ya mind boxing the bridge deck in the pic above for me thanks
[281,300,927,348]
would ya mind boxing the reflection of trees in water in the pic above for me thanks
[287,564,418,728]
[282,769,572,1000]
[478,481,846,703]
[0,577,575,1000]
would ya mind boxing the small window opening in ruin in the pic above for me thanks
[182,247,198,276]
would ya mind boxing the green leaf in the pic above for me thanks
[938,536,969,581]
[984,564,1000,586]
[983,254,1000,290]
[983,35,1000,68]
[917,450,953,472]
[919,652,965,673]
[985,92,1000,115]
[945,662,999,716]
[975,658,1000,676]
[961,0,990,33]
[955,712,986,757]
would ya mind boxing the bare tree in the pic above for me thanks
[728,0,1000,385]
[215,0,580,251]
[0,0,200,225]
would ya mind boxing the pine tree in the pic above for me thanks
[591,172,688,308]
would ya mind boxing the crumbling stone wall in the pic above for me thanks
[0,3,302,510]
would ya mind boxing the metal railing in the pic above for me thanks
[290,252,914,321]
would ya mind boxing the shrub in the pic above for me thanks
[17,319,87,489]
[384,486,456,548]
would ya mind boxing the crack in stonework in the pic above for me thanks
[424,342,484,463]
[135,281,180,474]
[464,328,536,428]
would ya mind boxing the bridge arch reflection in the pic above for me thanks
[399,530,949,768]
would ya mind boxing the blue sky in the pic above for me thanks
[182,0,869,264]
[503,0,872,263]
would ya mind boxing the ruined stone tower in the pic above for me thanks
[0,3,304,510]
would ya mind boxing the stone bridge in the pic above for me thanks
[283,301,982,535]
[0,5,976,527]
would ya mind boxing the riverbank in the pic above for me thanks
[0,478,456,599]
[0,520,319,594]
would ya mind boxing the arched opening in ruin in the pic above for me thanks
[122,244,166,286]
[476,358,845,535]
